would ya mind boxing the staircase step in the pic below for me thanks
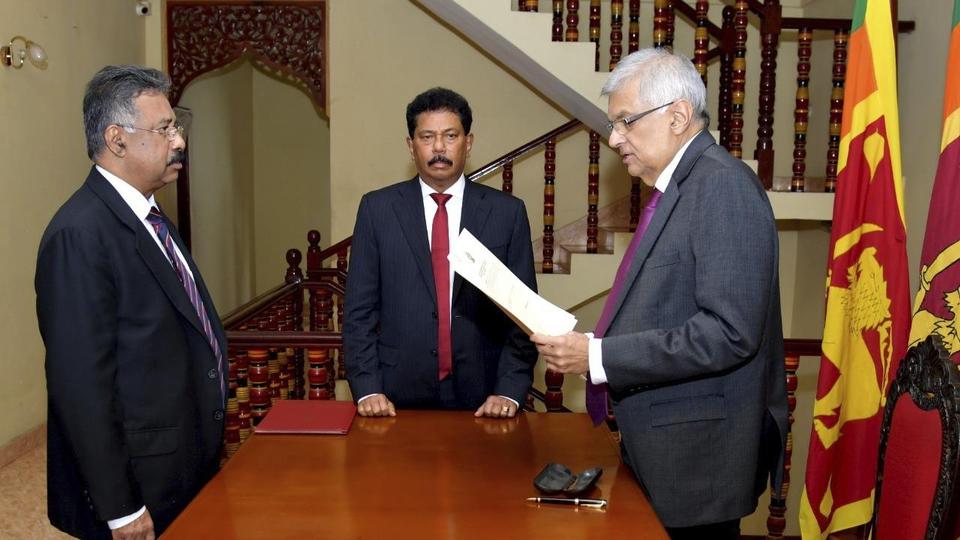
[560,243,614,255]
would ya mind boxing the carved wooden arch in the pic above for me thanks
[167,1,326,110]
[165,0,326,247]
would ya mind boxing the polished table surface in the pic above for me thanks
[164,410,667,539]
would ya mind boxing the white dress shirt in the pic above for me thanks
[587,132,700,384]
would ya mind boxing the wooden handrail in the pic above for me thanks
[467,119,583,182]
[224,330,342,348]
[783,337,822,356]
[781,17,915,32]
[222,281,300,329]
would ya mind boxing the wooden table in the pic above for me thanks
[164,410,667,538]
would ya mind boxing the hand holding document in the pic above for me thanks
[449,229,577,336]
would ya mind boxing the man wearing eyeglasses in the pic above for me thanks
[532,49,787,539]
[36,65,225,540]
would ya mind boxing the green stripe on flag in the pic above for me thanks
[851,0,867,32]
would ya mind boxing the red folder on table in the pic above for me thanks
[256,399,357,435]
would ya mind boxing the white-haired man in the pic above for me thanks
[532,48,788,539]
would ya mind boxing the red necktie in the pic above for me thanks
[430,193,453,380]
[146,207,225,401]
[586,190,663,425]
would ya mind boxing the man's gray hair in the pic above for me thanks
[83,65,171,159]
[602,48,709,127]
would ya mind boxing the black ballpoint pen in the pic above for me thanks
[526,496,608,509]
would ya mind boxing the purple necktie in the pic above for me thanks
[586,190,663,426]
[146,207,225,401]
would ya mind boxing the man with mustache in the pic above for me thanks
[36,65,226,540]
[344,87,538,418]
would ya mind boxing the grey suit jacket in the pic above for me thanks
[601,131,788,528]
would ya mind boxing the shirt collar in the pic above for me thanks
[96,165,157,221]
[653,130,701,193]
[419,174,466,201]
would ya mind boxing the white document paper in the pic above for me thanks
[449,228,577,336]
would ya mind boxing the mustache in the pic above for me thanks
[428,155,453,166]
[167,150,185,166]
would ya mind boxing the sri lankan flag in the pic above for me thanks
[799,0,911,537]
[909,0,960,355]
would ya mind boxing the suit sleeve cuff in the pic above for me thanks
[357,393,380,404]
[107,506,146,530]
[588,336,607,384]
[498,396,519,407]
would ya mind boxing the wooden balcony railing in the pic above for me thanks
[522,0,913,192]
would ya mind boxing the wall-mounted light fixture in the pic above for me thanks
[1,36,47,69]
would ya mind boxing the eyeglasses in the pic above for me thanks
[605,101,675,135]
[122,124,185,141]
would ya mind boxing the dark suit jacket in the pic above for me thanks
[601,132,788,528]
[343,177,538,409]
[35,167,226,538]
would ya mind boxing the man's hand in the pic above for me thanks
[475,395,519,418]
[357,394,396,417]
[111,509,154,540]
[531,332,590,375]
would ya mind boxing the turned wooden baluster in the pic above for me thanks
[590,0,601,71]
[542,138,556,273]
[609,0,623,70]
[545,370,564,411]
[306,230,322,280]
[292,279,306,399]
[767,349,801,539]
[565,0,579,42]
[694,0,709,86]
[718,7,734,149]
[729,0,749,159]
[268,353,281,400]
[285,248,302,284]
[277,351,290,400]
[666,0,675,49]
[755,0,781,189]
[308,348,330,400]
[587,131,600,253]
[223,398,240,461]
[502,160,513,193]
[521,0,539,12]
[336,249,348,381]
[247,349,270,425]
[825,29,848,193]
[236,385,252,443]
[791,28,812,192]
[627,0,641,227]
[629,180,641,232]
[552,1,564,42]
[653,0,669,47]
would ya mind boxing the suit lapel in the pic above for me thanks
[86,169,206,337]
[453,180,491,303]
[605,131,715,324]
[392,178,438,307]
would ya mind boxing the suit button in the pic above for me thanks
[431,349,437,356]
[208,369,218,379]
[213,410,224,421]
[432,311,438,319]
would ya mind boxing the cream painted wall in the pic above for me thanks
[252,69,331,293]
[0,0,145,447]
[178,62,257,313]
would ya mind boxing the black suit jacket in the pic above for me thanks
[343,178,538,408]
[35,167,226,538]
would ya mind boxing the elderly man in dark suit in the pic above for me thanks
[36,65,225,540]
[343,87,537,418]
[532,49,788,539]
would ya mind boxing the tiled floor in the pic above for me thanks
[0,445,70,539]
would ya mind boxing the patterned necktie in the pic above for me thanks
[586,190,663,426]
[430,193,454,380]
[146,207,224,401]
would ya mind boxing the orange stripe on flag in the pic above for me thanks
[838,28,877,142]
